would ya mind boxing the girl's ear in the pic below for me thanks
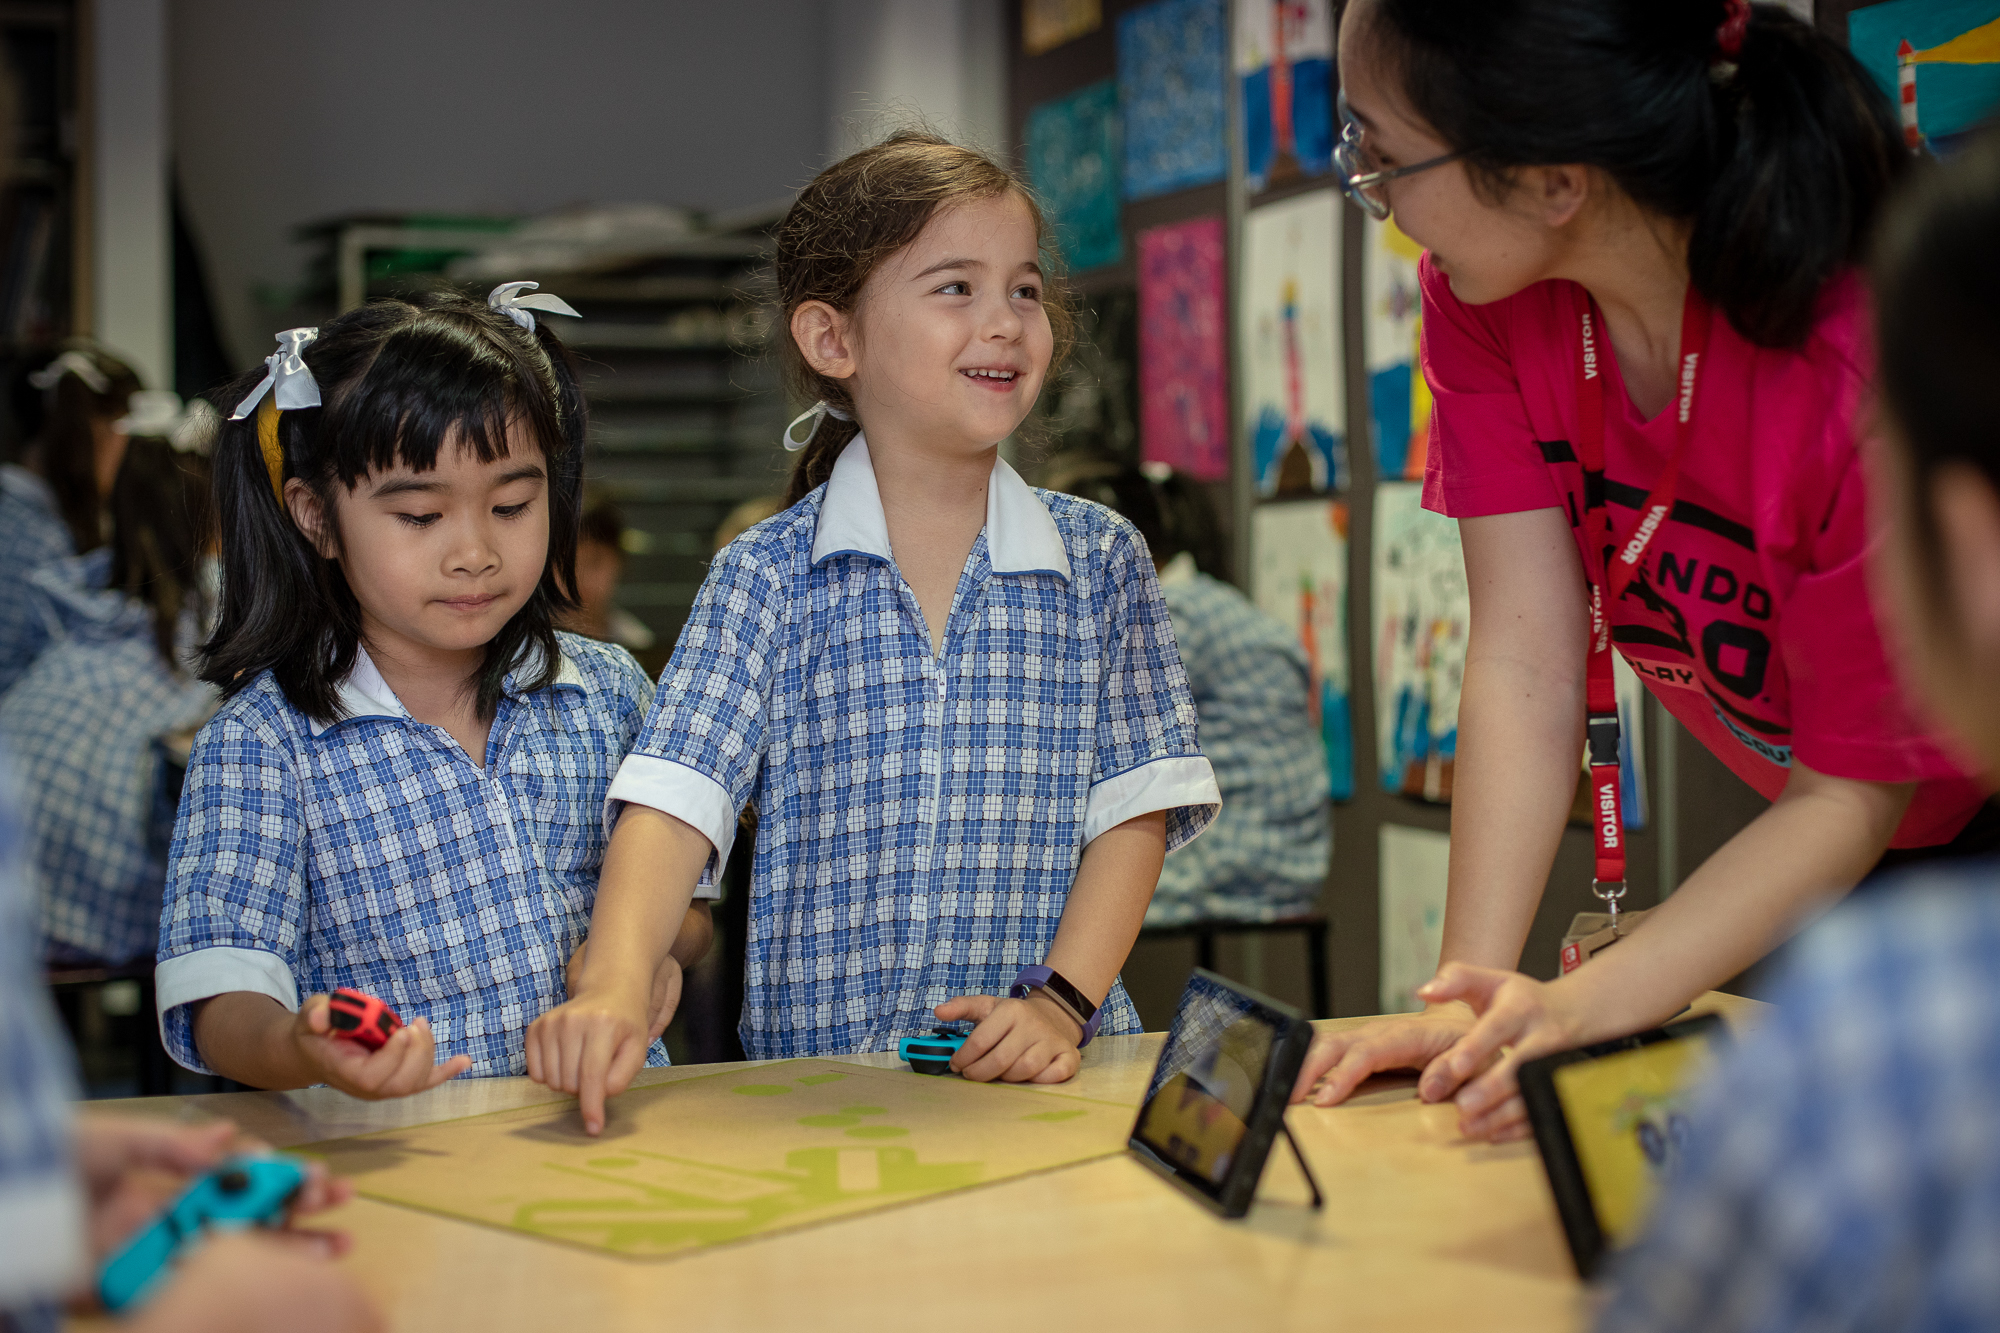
[285,478,338,559]
[791,300,858,381]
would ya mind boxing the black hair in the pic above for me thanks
[1039,454,1227,579]
[1360,0,1908,347]
[201,289,586,724]
[9,342,144,552]
[1874,127,2000,573]
[106,437,214,670]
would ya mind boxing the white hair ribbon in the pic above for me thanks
[782,400,854,452]
[116,389,185,438]
[114,391,218,456]
[28,350,111,395]
[229,328,322,420]
[487,280,581,334]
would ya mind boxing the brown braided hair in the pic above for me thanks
[774,130,1076,507]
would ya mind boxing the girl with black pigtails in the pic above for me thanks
[154,284,712,1101]
[1294,1,1975,1140]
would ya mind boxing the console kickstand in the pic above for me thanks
[1281,1121,1325,1211]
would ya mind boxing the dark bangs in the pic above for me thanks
[201,290,588,724]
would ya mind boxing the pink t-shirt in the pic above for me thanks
[1418,256,1983,849]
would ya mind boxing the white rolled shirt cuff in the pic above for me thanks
[1084,754,1221,849]
[155,945,300,1073]
[604,754,735,893]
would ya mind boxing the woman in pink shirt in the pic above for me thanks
[1294,0,1984,1140]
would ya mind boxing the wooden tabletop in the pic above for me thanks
[83,993,1764,1333]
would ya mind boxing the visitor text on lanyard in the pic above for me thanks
[1573,283,1715,934]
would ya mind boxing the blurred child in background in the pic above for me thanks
[1598,127,2000,1333]
[0,343,143,694]
[1045,456,1330,927]
[0,754,378,1333]
[0,417,219,968]
[557,491,654,654]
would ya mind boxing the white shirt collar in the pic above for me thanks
[809,434,1071,582]
[309,641,586,737]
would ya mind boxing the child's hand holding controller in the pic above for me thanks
[934,992,1084,1084]
[289,993,471,1099]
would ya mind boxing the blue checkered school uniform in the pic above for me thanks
[1146,557,1329,927]
[0,464,75,697]
[1599,868,2000,1333]
[155,632,709,1076]
[0,753,85,1329]
[608,437,1220,1059]
[0,552,217,965]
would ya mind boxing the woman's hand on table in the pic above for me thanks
[1289,1001,1475,1107]
[1413,963,1590,1142]
[934,993,1082,1084]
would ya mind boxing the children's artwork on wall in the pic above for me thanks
[1364,215,1430,481]
[1379,823,1450,1014]
[1024,0,1102,56]
[1849,0,2000,157]
[1372,482,1467,803]
[1251,499,1354,800]
[1137,216,1229,482]
[1240,190,1345,497]
[1026,79,1123,273]
[1234,0,1335,194]
[1117,0,1229,200]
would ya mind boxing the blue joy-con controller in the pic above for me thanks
[899,1025,972,1075]
[97,1154,308,1312]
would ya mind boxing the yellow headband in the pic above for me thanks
[257,398,284,504]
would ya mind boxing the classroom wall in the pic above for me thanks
[169,0,835,365]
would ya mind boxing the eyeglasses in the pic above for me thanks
[1334,93,1463,221]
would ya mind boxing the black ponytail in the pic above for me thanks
[1367,0,1908,347]
[200,290,586,724]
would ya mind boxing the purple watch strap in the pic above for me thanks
[1009,965,1104,1047]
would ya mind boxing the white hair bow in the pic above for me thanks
[782,400,854,452]
[28,350,111,395]
[487,281,581,334]
[229,328,322,420]
[116,391,219,456]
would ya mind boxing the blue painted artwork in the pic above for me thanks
[1118,0,1229,200]
[1026,79,1123,273]
[1850,0,2000,156]
[1236,0,1335,194]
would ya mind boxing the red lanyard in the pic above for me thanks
[1573,282,1714,927]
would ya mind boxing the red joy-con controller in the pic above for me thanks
[325,988,403,1050]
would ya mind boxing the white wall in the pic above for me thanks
[171,0,834,363]
[826,0,1007,160]
[93,0,170,389]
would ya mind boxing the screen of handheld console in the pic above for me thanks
[1132,975,1279,1187]
[1549,1027,1722,1245]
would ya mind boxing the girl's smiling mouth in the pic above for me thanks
[960,366,1021,389]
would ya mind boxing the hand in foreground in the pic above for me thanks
[74,1114,355,1266]
[291,995,471,1101]
[1289,1002,1475,1107]
[131,1231,382,1333]
[934,993,1082,1084]
[1413,963,1588,1143]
